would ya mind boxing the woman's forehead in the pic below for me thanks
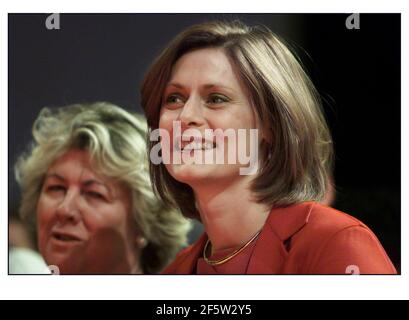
[47,149,102,181]
[169,48,240,88]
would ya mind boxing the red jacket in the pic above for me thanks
[162,202,397,274]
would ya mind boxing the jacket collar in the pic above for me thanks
[266,201,315,241]
[246,201,315,273]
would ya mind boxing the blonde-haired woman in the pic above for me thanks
[141,20,396,274]
[15,102,190,274]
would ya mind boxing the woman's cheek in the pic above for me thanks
[80,203,115,232]
[36,196,53,226]
[36,202,50,256]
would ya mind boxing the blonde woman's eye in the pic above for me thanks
[86,191,106,201]
[47,185,65,193]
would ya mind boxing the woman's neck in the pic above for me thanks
[194,176,271,254]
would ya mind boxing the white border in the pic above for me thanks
[1,0,405,13]
[1,0,407,300]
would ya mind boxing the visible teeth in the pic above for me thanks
[182,142,214,151]
[204,142,214,150]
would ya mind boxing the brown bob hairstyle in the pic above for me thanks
[141,20,333,219]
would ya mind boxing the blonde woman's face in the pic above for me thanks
[159,48,259,189]
[36,149,139,274]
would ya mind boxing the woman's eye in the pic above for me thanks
[47,185,65,193]
[207,94,229,105]
[86,191,106,201]
[165,94,185,107]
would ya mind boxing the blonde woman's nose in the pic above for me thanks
[56,189,81,224]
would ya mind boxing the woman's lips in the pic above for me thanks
[51,231,83,243]
[175,139,216,152]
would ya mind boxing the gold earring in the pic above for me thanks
[137,237,147,249]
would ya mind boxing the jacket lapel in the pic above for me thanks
[247,202,315,274]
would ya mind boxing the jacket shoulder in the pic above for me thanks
[306,203,366,232]
[161,245,195,274]
[161,233,208,274]
[292,203,370,255]
[289,203,396,274]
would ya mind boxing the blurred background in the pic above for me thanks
[8,14,401,272]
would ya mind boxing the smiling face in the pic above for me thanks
[36,149,140,274]
[159,48,259,189]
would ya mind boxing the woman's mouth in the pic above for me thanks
[175,139,216,152]
[51,231,83,243]
[180,141,215,151]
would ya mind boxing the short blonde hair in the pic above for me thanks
[15,102,190,273]
[141,20,333,218]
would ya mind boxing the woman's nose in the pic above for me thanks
[56,189,80,224]
[178,95,205,128]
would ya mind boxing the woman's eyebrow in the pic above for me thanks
[45,173,65,182]
[202,83,236,95]
[202,83,231,90]
[83,179,107,188]
[166,82,184,89]
[167,82,234,91]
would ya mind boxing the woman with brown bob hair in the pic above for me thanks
[141,20,396,274]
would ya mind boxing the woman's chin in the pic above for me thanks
[167,163,241,188]
[42,246,83,274]
[168,163,217,184]
[42,255,67,274]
